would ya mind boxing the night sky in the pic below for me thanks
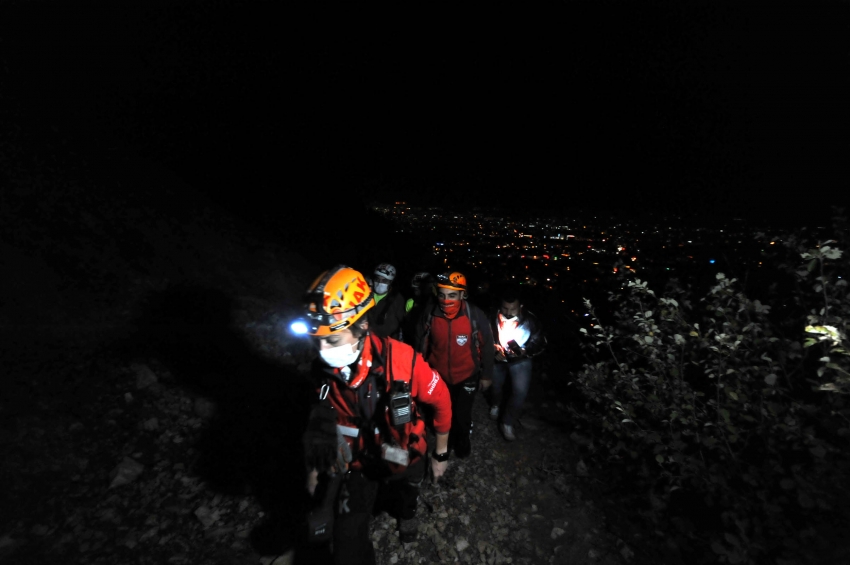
[4,1,848,230]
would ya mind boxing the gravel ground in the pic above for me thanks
[1,293,633,565]
[0,98,636,565]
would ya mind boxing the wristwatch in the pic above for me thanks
[431,449,450,462]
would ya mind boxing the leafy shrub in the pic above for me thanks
[569,213,850,564]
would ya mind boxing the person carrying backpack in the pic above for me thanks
[298,265,452,564]
[413,271,494,458]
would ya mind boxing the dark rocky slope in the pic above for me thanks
[1,92,634,565]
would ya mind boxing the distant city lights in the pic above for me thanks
[374,202,781,307]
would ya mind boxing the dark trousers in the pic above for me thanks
[328,458,425,565]
[490,358,533,426]
[447,376,478,458]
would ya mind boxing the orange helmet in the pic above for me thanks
[436,271,467,292]
[303,265,375,336]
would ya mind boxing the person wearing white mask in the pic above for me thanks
[297,265,452,562]
[366,263,406,340]
[488,284,547,441]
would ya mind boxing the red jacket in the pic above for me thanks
[415,301,495,385]
[425,312,476,385]
[314,333,451,472]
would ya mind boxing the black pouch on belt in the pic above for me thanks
[306,472,344,544]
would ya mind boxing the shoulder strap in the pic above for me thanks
[376,335,414,387]
[386,337,416,387]
[406,339,416,380]
[420,308,434,357]
[466,302,482,372]
[372,334,390,390]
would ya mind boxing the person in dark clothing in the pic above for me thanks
[413,271,494,458]
[488,284,547,441]
[297,266,452,565]
[472,279,495,311]
[366,263,406,340]
[404,271,433,314]
[402,271,433,347]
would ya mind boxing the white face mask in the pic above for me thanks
[319,341,361,368]
[374,282,389,295]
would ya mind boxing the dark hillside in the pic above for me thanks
[0,56,627,565]
[1,9,618,563]
[4,2,846,564]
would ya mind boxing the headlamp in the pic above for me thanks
[296,296,373,336]
[290,318,311,336]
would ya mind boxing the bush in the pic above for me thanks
[569,212,850,564]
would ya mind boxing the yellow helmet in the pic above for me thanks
[303,265,375,336]
[436,271,467,292]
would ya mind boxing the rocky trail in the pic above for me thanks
[362,392,629,565]
[2,92,645,565]
[1,283,637,565]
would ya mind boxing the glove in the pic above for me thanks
[302,402,338,473]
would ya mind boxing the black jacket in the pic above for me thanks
[401,294,434,347]
[490,307,547,362]
[367,290,406,340]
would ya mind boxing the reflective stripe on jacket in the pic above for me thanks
[314,334,452,473]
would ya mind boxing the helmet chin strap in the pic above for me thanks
[336,336,366,382]
[349,332,369,362]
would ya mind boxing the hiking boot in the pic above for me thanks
[489,405,499,420]
[398,516,419,543]
[500,423,516,441]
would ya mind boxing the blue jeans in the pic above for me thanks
[490,358,532,426]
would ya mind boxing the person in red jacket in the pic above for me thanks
[298,265,451,565]
[413,271,494,458]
